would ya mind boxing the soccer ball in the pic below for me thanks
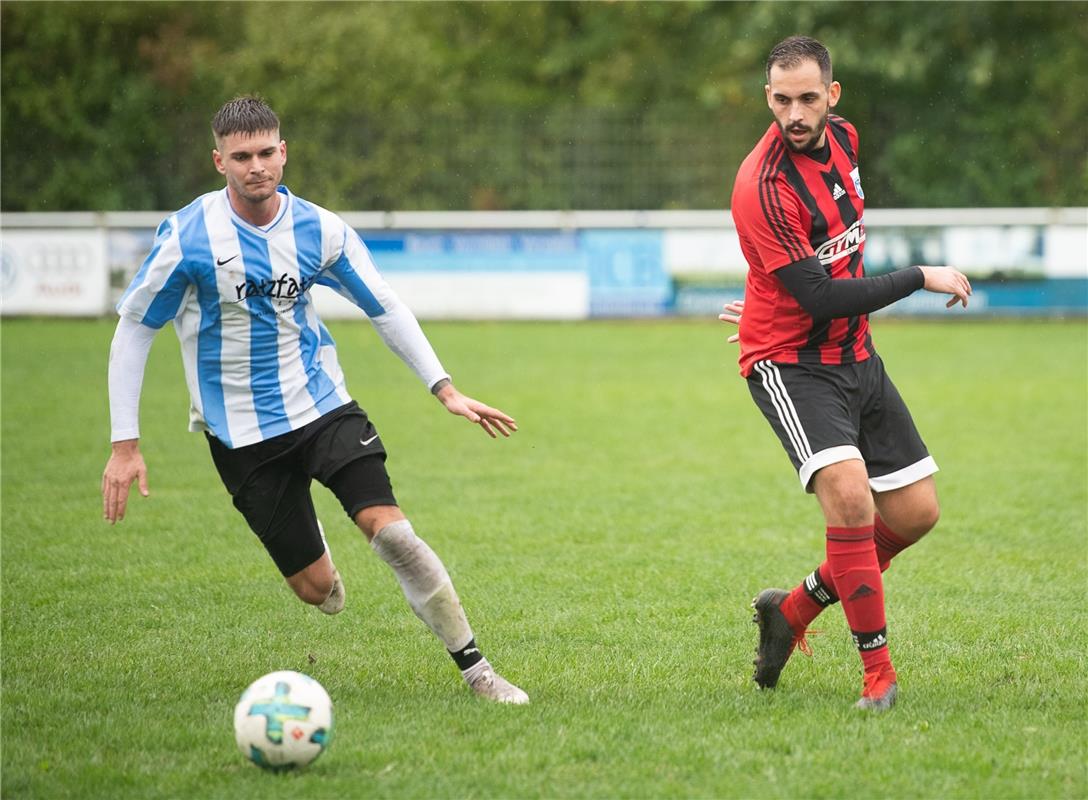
[233,671,333,770]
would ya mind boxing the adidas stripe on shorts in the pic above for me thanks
[746,355,938,493]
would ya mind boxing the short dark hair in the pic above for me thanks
[766,36,832,85]
[211,96,280,140]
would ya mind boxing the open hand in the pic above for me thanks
[101,440,149,523]
[718,299,744,344]
[435,383,518,438]
[919,266,972,308]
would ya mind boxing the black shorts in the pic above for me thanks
[746,356,938,493]
[206,401,398,577]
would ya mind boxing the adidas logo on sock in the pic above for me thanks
[847,584,876,601]
[855,632,888,650]
[852,627,888,651]
[832,183,847,200]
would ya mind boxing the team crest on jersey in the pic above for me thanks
[850,166,864,199]
[815,219,866,265]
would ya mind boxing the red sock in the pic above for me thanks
[874,514,913,571]
[782,516,915,630]
[825,525,892,676]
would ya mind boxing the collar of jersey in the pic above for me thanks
[224,185,291,235]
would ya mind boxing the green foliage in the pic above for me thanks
[2,318,1087,797]
[2,1,1086,210]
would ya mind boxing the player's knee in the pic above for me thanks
[826,482,875,527]
[910,501,941,539]
[814,462,874,527]
[886,501,940,542]
[291,578,334,606]
[354,504,406,542]
[286,568,336,606]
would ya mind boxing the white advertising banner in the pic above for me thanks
[1,229,109,315]
[311,271,590,321]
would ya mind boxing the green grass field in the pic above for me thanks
[2,317,1086,799]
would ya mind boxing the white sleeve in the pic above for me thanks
[108,316,158,441]
[319,220,449,391]
[369,298,451,392]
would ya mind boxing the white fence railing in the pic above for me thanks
[2,209,1085,319]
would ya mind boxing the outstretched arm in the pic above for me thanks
[431,378,517,439]
[329,226,517,437]
[102,317,156,523]
[367,302,515,438]
[718,260,971,344]
[368,301,451,392]
[774,257,971,320]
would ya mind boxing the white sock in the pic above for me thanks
[371,519,474,651]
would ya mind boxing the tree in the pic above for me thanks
[3,1,1084,210]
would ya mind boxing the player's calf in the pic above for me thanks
[371,519,530,703]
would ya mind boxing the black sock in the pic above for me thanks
[449,638,484,671]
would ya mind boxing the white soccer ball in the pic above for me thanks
[233,670,333,770]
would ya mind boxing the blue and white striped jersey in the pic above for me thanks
[117,186,446,449]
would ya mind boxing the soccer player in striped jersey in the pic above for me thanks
[101,96,528,704]
[723,37,972,711]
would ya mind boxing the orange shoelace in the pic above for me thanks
[792,628,822,657]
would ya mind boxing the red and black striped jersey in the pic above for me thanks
[730,115,874,377]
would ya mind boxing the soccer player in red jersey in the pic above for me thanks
[723,36,972,711]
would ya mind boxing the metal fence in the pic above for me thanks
[302,109,749,212]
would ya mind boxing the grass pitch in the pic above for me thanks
[2,317,1086,799]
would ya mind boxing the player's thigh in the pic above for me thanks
[303,401,389,485]
[303,403,403,538]
[224,467,327,578]
[747,360,862,492]
[857,357,938,493]
[318,454,401,541]
[207,434,327,577]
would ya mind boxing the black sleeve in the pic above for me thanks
[775,257,925,320]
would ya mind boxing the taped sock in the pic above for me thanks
[371,519,475,652]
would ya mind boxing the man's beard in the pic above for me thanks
[781,110,829,153]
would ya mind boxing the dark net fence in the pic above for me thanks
[290,108,754,212]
